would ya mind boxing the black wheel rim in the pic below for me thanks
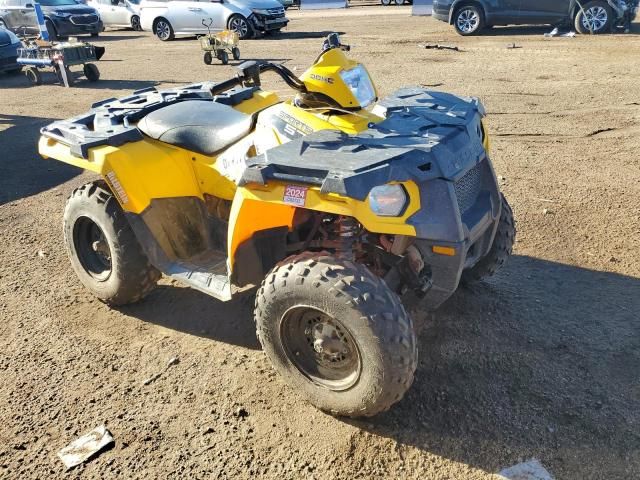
[280,306,361,391]
[73,216,112,281]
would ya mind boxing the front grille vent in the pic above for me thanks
[454,163,482,214]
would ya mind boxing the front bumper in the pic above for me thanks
[412,159,501,309]
[0,44,19,72]
[250,14,289,31]
[52,17,103,36]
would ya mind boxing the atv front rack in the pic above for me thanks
[243,88,488,201]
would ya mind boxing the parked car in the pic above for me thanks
[0,25,21,74]
[380,0,411,5]
[0,0,103,40]
[89,0,142,30]
[140,0,288,41]
[433,0,638,35]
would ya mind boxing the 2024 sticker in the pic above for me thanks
[283,185,308,207]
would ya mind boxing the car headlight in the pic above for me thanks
[339,64,376,108]
[251,8,270,15]
[369,184,407,217]
[54,12,72,17]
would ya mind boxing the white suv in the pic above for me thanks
[140,0,288,41]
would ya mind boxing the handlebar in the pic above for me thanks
[210,61,307,97]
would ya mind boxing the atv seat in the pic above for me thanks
[137,100,253,156]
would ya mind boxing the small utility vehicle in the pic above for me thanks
[39,34,515,417]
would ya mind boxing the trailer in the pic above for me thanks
[17,41,101,87]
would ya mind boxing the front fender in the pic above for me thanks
[228,181,420,271]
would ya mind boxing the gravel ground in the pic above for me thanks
[0,8,639,479]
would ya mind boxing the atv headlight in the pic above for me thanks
[340,65,376,108]
[369,184,407,217]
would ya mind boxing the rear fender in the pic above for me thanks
[39,137,203,214]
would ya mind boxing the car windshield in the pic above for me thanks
[38,0,80,5]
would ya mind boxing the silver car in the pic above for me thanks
[140,0,288,41]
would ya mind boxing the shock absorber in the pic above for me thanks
[334,216,359,260]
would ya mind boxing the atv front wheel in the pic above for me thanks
[461,193,515,285]
[255,252,417,417]
[63,181,160,305]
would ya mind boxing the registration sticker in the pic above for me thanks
[283,185,308,207]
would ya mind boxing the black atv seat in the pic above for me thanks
[137,100,253,156]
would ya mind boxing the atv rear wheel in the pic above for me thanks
[63,181,160,305]
[461,193,515,285]
[255,252,417,417]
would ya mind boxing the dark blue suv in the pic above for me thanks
[0,0,103,40]
[433,0,638,35]
[0,25,21,74]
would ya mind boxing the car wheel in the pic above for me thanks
[575,0,612,34]
[381,0,392,5]
[154,17,174,41]
[44,19,58,41]
[394,0,404,5]
[453,4,484,36]
[130,15,141,31]
[228,15,252,40]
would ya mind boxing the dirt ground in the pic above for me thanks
[1,6,639,479]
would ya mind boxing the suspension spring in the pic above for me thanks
[334,216,359,260]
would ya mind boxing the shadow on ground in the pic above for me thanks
[121,253,639,477]
[352,255,640,477]
[0,113,80,205]
[120,286,261,350]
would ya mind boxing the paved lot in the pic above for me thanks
[1,7,639,479]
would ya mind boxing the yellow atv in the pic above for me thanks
[39,34,515,417]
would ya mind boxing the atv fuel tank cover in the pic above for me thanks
[242,88,487,202]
